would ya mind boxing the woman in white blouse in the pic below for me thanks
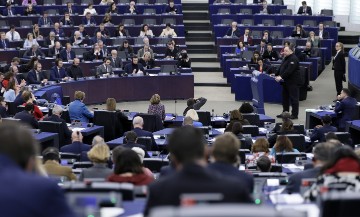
[83,3,97,15]
[3,79,19,102]
[23,33,39,49]
[160,23,177,37]
[139,24,154,37]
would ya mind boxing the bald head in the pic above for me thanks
[71,131,83,142]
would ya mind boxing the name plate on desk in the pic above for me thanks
[71,127,86,132]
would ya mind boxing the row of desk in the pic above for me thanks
[0,4,183,15]
[209,4,286,15]
[211,14,333,26]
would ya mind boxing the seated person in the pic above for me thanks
[226,22,241,38]
[60,131,91,154]
[131,116,157,149]
[302,41,313,58]
[43,105,72,143]
[94,23,110,38]
[165,41,179,59]
[0,96,8,118]
[42,147,77,180]
[160,23,177,37]
[262,43,279,61]
[24,4,37,15]
[22,91,43,120]
[123,131,150,158]
[177,50,191,68]
[239,102,254,114]
[256,155,272,172]
[23,44,45,59]
[231,122,253,150]
[139,52,155,69]
[91,32,106,45]
[109,50,123,68]
[239,28,253,46]
[27,62,47,85]
[185,109,203,127]
[63,2,76,15]
[307,31,320,48]
[316,22,329,39]
[256,40,267,57]
[66,58,84,79]
[115,24,130,37]
[68,91,94,123]
[183,97,207,116]
[268,119,297,147]
[44,32,59,49]
[124,55,145,75]
[77,24,89,38]
[97,58,113,76]
[82,12,97,26]
[52,22,65,38]
[335,88,358,131]
[69,31,83,47]
[59,12,74,26]
[3,79,19,102]
[37,11,53,27]
[83,3,97,15]
[297,0,312,15]
[139,24,154,37]
[59,43,76,62]
[102,13,112,25]
[48,41,63,58]
[117,40,134,57]
[107,149,154,185]
[14,103,38,129]
[262,30,273,44]
[137,44,154,59]
[79,143,113,181]
[270,135,300,156]
[126,1,139,14]
[164,0,178,13]
[280,41,290,59]
[255,58,272,73]
[292,24,307,38]
[261,0,272,14]
[224,109,250,132]
[246,138,275,166]
[235,41,248,55]
[250,50,261,63]
[6,26,21,42]
[50,58,69,81]
[107,2,118,14]
[214,0,231,3]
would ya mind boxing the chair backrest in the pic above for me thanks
[251,30,262,39]
[157,37,171,45]
[123,19,135,26]
[112,38,126,46]
[333,132,352,147]
[275,152,306,164]
[160,64,177,73]
[72,161,93,169]
[137,0,149,3]
[320,192,360,217]
[143,18,157,25]
[293,124,305,134]
[238,149,250,165]
[136,136,152,151]
[93,110,120,142]
[235,0,246,4]
[143,158,170,173]
[240,8,252,14]
[241,50,254,60]
[144,8,156,14]
[47,9,59,15]
[247,164,282,172]
[218,8,230,14]
[303,20,317,27]
[283,134,305,152]
[42,70,51,80]
[20,20,33,27]
[242,113,261,126]
[241,19,254,26]
[81,0,93,5]
[221,18,233,25]
[242,125,259,136]
[62,0,73,4]
[155,0,167,4]
[281,19,294,26]
[197,111,211,126]
[73,48,88,56]
[38,121,67,147]
[119,0,130,4]
[280,9,292,15]
[163,18,176,25]
[324,20,337,27]
[60,152,80,162]
[0,20,9,28]
[272,0,284,5]
[271,31,284,39]
[6,102,17,116]
[2,118,20,123]
[134,113,164,132]
[43,0,55,5]
[320,9,333,16]
[135,37,144,45]
[118,51,127,59]
[262,19,275,26]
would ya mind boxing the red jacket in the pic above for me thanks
[107,172,154,186]
[23,103,43,120]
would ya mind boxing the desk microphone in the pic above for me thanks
[174,99,177,117]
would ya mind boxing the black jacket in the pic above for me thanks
[333,51,346,72]
[276,53,301,85]
[66,65,84,79]
[285,167,321,193]
[14,111,38,129]
[43,115,72,141]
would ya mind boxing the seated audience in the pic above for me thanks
[14,103,38,128]
[0,123,75,216]
[225,109,250,132]
[272,111,291,133]
[262,30,273,44]
[83,3,97,15]
[246,138,275,166]
[268,119,297,147]
[310,115,337,142]
[131,116,157,148]
[50,58,69,81]
[185,109,203,127]
[115,24,130,37]
[280,41,290,58]
[131,147,153,177]
[297,0,312,15]
[164,0,178,13]
[335,88,357,131]
[226,22,241,38]
[307,31,320,47]
[82,12,97,26]
[38,11,53,27]
[23,44,45,59]
[27,62,47,85]
[126,1,138,14]
[256,155,272,172]
[139,52,155,69]
[144,127,252,215]
[117,40,134,56]
[94,24,110,38]
[148,94,165,121]
[262,43,279,61]
[123,131,150,158]
[285,142,339,193]
[316,22,329,39]
[48,41,63,57]
[97,58,113,76]
[139,24,154,37]
[0,96,8,118]
[256,40,267,57]
[137,44,154,59]
[182,116,194,126]
[177,50,191,68]
[44,32,59,49]
[270,135,299,156]
[66,58,84,79]
[102,13,112,25]
[292,24,307,38]
[6,25,21,41]
[250,51,261,63]
[32,24,43,40]
[59,43,76,62]
[3,3,14,16]
[43,105,72,142]
[42,147,76,181]
[22,91,43,120]
[64,2,76,15]
[3,79,19,102]
[255,58,272,73]
[160,23,177,37]
[304,146,360,201]
[261,0,272,14]
[108,149,154,185]
[60,131,91,154]
[208,132,254,190]
[23,33,39,49]
[239,28,253,46]
[83,43,103,61]
[52,22,64,38]
[109,50,123,68]
[183,97,207,116]
[59,12,74,26]
[124,55,145,75]
[107,2,118,14]
[239,102,254,114]
[79,143,112,181]
[235,41,247,55]
[231,122,253,150]
[68,91,94,123]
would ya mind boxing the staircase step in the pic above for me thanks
[185,25,212,31]
[182,3,208,11]
[187,32,212,37]
[338,32,360,44]
[187,49,217,54]
[186,37,214,42]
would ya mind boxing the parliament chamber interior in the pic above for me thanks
[1,0,360,216]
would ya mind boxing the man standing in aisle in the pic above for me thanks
[274,45,301,120]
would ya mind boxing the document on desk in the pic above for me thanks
[270,193,304,204]
[71,127,86,132]
[100,207,124,217]
[212,117,226,121]
[164,116,175,121]
[276,204,319,217]
[39,106,49,112]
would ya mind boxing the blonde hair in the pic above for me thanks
[74,91,85,100]
[150,94,161,105]
[87,143,110,163]
[106,98,116,111]
[132,147,145,163]
[185,109,199,121]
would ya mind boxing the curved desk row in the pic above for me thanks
[348,47,360,101]
[209,4,286,15]
[33,74,194,104]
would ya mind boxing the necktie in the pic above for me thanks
[33,51,36,56]
[55,49,58,55]
[57,68,60,77]
[44,18,47,25]
[36,72,40,81]
[261,47,264,55]
[8,10,12,16]
[3,40,6,49]
[69,9,72,14]
[105,65,108,72]
[11,32,14,41]
[67,51,71,60]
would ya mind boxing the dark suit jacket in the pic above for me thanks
[50,66,67,81]
[0,155,75,217]
[315,30,329,39]
[27,70,46,84]
[14,110,39,128]
[63,7,77,15]
[0,39,10,49]
[48,47,63,57]
[109,56,123,68]
[132,127,157,148]
[44,36,60,48]
[23,49,45,59]
[291,30,307,38]
[144,164,252,216]
[52,29,65,37]
[43,114,72,140]
[285,167,321,193]
[2,8,14,16]
[275,53,301,85]
[59,49,76,62]
[310,125,337,142]
[208,162,254,192]
[82,17,96,26]
[255,63,272,73]
[262,50,279,61]
[297,6,312,15]
[114,29,130,37]
[335,97,358,129]
[226,28,241,37]
[60,141,91,154]
[122,142,150,158]
[66,65,84,79]
[139,58,155,69]
[333,51,346,72]
[239,35,253,45]
[165,47,179,58]
[59,17,74,26]
[38,17,54,26]
[0,105,8,118]
[124,63,145,74]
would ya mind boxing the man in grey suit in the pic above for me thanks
[110,49,123,68]
[97,58,113,76]
[284,142,340,193]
